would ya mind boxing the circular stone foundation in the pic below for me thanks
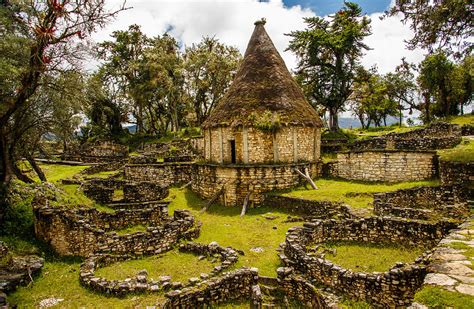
[282,217,456,307]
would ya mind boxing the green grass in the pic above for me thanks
[114,224,147,235]
[7,256,167,308]
[350,124,419,139]
[446,114,474,126]
[37,163,89,183]
[95,250,218,283]
[166,187,301,277]
[414,286,474,309]
[281,179,438,210]
[446,241,474,257]
[438,138,474,163]
[317,241,425,273]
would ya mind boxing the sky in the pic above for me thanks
[92,0,426,76]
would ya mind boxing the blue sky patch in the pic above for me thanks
[282,0,392,15]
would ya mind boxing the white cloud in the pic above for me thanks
[92,0,425,73]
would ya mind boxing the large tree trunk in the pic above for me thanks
[423,92,431,123]
[27,156,47,182]
[328,108,339,132]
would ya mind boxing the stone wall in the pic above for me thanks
[123,181,169,203]
[332,150,437,182]
[204,126,321,164]
[439,161,474,185]
[282,218,457,307]
[33,199,198,257]
[276,269,333,308]
[191,162,322,206]
[373,185,470,220]
[264,195,353,219]
[124,163,193,185]
[163,268,259,308]
[350,122,462,151]
[80,242,239,296]
[64,141,129,163]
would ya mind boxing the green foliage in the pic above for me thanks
[184,36,242,126]
[414,286,474,309]
[249,111,281,132]
[114,224,147,235]
[438,139,474,163]
[388,0,472,58]
[287,2,371,131]
[315,241,425,273]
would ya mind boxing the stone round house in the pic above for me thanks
[191,19,323,206]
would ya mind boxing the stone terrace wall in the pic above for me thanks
[124,163,193,185]
[333,150,437,182]
[163,268,259,308]
[33,200,197,257]
[282,218,457,307]
[64,141,129,163]
[123,181,169,203]
[373,185,470,220]
[191,162,322,206]
[439,161,474,185]
[264,195,353,219]
[350,122,462,151]
[276,270,333,309]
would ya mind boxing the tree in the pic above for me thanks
[388,0,472,58]
[0,0,125,200]
[418,51,456,119]
[287,2,371,131]
[384,59,418,126]
[350,66,398,128]
[183,37,241,126]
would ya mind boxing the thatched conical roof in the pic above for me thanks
[202,19,322,129]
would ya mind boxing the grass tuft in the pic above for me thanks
[414,286,474,309]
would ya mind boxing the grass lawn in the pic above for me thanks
[316,241,425,273]
[446,114,474,126]
[414,286,474,309]
[437,138,474,163]
[281,178,438,210]
[86,170,120,178]
[351,125,419,139]
[36,163,89,183]
[166,187,300,277]
[95,250,218,283]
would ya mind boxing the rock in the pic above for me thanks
[451,275,474,284]
[189,277,200,285]
[431,262,474,277]
[200,273,209,280]
[424,273,458,287]
[137,269,148,276]
[208,242,219,250]
[198,255,206,261]
[250,247,264,253]
[39,298,64,308]
[455,284,474,296]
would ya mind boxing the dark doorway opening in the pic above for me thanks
[230,140,236,164]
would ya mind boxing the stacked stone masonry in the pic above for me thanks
[282,217,457,307]
[191,162,322,206]
[264,194,354,219]
[350,122,462,151]
[332,150,437,182]
[373,185,471,220]
[79,242,239,296]
[33,199,199,257]
[439,161,474,185]
[204,126,321,164]
[64,141,129,163]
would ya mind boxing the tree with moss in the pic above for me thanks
[388,0,472,58]
[0,0,124,187]
[287,2,371,132]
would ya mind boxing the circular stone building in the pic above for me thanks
[192,19,323,206]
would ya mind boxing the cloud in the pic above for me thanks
[93,0,425,73]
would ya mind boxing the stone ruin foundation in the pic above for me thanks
[281,217,458,307]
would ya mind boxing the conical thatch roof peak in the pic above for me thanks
[202,20,322,129]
